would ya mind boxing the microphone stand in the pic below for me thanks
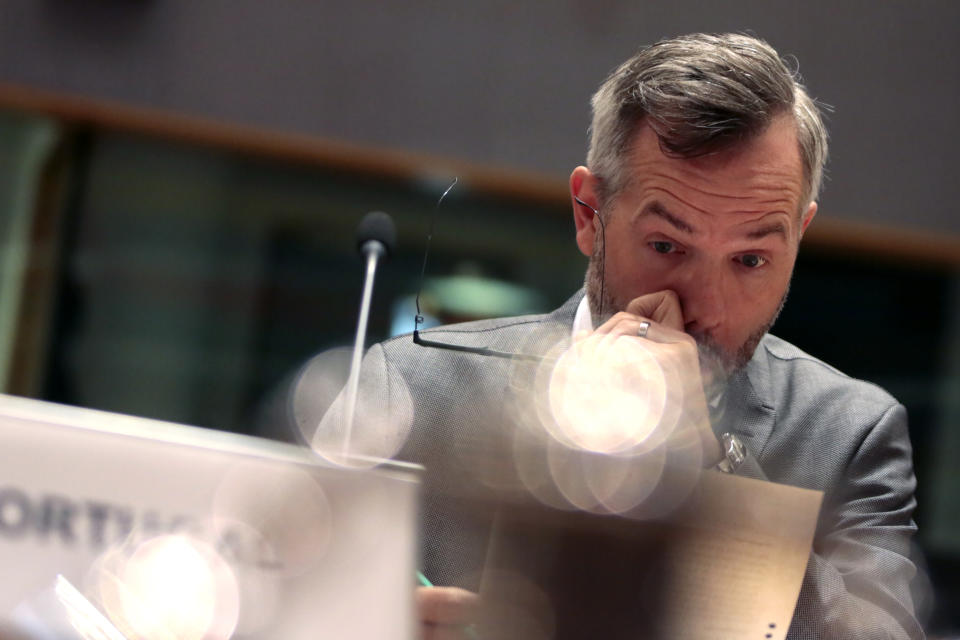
[340,208,395,460]
[342,240,384,459]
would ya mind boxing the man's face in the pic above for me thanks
[572,115,817,376]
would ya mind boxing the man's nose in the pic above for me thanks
[678,267,728,335]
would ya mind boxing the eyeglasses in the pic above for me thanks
[408,179,538,361]
[410,184,606,363]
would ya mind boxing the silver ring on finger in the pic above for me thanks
[637,320,651,339]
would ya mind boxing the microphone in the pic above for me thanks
[342,211,396,460]
[356,210,397,261]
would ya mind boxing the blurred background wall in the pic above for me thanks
[0,0,959,634]
[1,0,958,234]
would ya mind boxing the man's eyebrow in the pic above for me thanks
[744,221,788,241]
[640,201,695,234]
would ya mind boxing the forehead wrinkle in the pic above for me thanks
[632,188,713,228]
[630,188,799,244]
[623,115,806,198]
[623,175,802,231]
[629,165,801,207]
[755,196,797,206]
[633,185,788,229]
[727,201,796,217]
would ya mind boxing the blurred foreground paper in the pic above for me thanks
[480,471,822,640]
[0,394,420,640]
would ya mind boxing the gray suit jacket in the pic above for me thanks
[295,290,922,639]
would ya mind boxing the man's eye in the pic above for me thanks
[651,241,676,254]
[738,254,767,268]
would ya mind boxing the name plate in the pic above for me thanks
[0,394,420,640]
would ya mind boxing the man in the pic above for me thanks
[296,33,921,639]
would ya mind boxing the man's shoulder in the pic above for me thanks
[757,333,900,417]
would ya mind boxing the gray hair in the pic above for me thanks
[587,33,828,210]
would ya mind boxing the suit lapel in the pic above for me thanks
[717,337,777,460]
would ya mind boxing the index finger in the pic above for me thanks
[416,587,480,625]
[624,290,684,331]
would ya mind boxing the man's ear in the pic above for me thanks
[570,166,601,257]
[799,201,817,239]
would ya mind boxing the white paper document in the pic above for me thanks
[653,471,823,639]
[480,469,822,640]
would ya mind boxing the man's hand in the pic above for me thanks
[416,586,479,640]
[577,290,722,466]
[625,290,685,331]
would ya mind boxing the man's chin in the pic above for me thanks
[694,330,766,389]
[695,341,733,392]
